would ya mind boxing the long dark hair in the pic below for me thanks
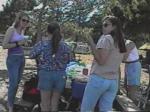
[103,16,126,53]
[47,22,62,54]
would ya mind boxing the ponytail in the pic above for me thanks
[47,22,62,55]
[52,29,62,54]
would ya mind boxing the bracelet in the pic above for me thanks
[15,42,20,47]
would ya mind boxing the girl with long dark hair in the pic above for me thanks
[81,16,126,112]
[30,22,71,112]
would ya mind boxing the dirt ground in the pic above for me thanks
[0,46,37,111]
[0,46,149,111]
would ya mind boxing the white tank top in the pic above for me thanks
[126,47,139,62]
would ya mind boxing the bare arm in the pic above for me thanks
[87,37,110,65]
[123,41,135,61]
[3,27,29,49]
[2,27,17,49]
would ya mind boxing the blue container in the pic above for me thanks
[71,80,87,101]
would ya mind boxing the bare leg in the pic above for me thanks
[51,91,61,111]
[8,106,13,112]
[40,91,51,111]
[127,85,139,104]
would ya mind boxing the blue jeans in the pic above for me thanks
[81,74,118,112]
[6,54,25,107]
[125,61,141,86]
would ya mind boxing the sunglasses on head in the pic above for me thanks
[103,23,111,27]
[22,19,29,23]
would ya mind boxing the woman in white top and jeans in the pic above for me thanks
[123,39,141,104]
[81,16,126,112]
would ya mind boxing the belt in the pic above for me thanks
[123,59,139,64]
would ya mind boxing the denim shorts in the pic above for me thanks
[125,61,141,86]
[38,70,66,92]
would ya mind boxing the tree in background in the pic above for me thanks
[106,0,150,45]
[3,0,150,46]
[0,0,37,33]
[27,0,107,43]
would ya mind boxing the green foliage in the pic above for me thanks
[29,0,106,42]
[108,0,150,34]
[0,0,37,33]
[62,22,93,42]
[104,0,150,45]
[1,0,149,46]
[61,22,80,41]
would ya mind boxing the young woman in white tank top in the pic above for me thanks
[123,40,141,104]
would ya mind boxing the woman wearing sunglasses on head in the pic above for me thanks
[81,16,126,112]
[2,11,30,112]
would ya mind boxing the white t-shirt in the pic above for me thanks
[125,40,139,62]
[90,34,124,79]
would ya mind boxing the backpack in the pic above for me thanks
[22,76,41,104]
